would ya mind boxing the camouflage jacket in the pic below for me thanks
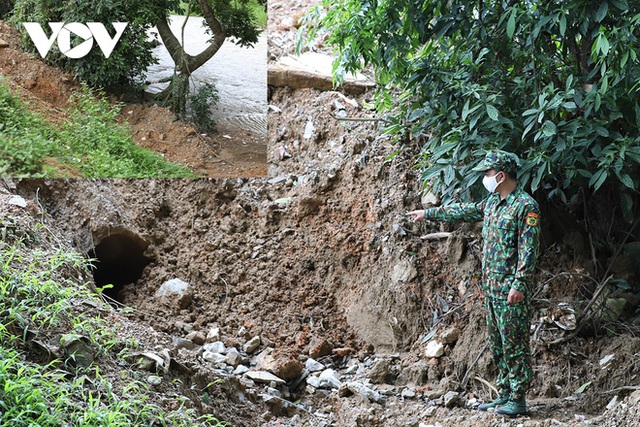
[424,188,541,298]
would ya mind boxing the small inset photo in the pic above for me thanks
[0,0,267,178]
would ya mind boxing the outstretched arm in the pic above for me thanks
[407,201,485,223]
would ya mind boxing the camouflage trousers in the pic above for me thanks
[485,294,532,401]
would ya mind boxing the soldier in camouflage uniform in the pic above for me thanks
[407,150,541,416]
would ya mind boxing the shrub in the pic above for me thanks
[308,0,640,225]
[189,82,220,133]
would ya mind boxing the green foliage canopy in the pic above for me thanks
[9,0,262,87]
[311,0,640,221]
[10,0,179,87]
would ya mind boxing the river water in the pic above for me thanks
[145,15,267,138]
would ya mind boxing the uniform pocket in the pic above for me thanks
[497,216,517,247]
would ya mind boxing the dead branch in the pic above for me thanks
[599,386,640,395]
[546,275,613,346]
[420,232,452,240]
[461,341,489,387]
[329,112,390,123]
[474,374,498,397]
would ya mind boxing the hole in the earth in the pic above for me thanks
[89,233,151,304]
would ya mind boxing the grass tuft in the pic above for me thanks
[0,78,196,178]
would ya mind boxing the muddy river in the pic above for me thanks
[145,15,266,138]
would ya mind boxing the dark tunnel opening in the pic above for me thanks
[88,233,151,304]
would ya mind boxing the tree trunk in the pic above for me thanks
[155,0,226,90]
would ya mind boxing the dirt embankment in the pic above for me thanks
[8,79,640,426]
[0,20,266,177]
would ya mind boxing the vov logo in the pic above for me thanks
[23,22,128,59]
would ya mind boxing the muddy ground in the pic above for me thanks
[1,1,639,426]
[0,20,266,177]
[6,84,639,426]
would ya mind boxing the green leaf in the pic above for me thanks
[559,14,567,36]
[600,34,610,56]
[462,99,471,122]
[566,74,573,90]
[589,169,608,190]
[542,120,557,136]
[486,104,499,121]
[594,3,608,22]
[619,172,634,189]
[574,381,592,394]
[507,9,516,39]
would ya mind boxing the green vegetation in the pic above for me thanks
[0,219,224,427]
[307,1,640,224]
[9,0,263,88]
[179,0,266,27]
[0,79,196,177]
[248,0,267,28]
[9,0,173,87]
[189,82,220,133]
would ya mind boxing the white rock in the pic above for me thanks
[319,369,342,389]
[423,406,437,417]
[203,341,226,354]
[7,195,27,208]
[305,358,325,373]
[346,381,384,403]
[600,353,615,368]
[202,351,227,364]
[425,340,445,358]
[391,259,417,285]
[401,388,417,399]
[307,375,322,388]
[233,365,249,375]
[243,336,261,353]
[606,395,618,411]
[146,375,162,386]
[226,348,242,367]
[155,278,189,298]
[245,371,286,385]
[303,119,315,139]
[421,191,439,208]
[443,391,460,408]
[206,327,221,342]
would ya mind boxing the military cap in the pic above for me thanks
[472,149,519,174]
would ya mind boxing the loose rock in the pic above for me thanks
[243,336,261,353]
[246,371,286,385]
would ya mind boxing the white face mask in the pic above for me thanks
[482,173,503,193]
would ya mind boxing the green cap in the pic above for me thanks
[472,149,519,174]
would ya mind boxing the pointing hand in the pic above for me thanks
[406,210,426,223]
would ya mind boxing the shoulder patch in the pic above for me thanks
[526,212,539,227]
